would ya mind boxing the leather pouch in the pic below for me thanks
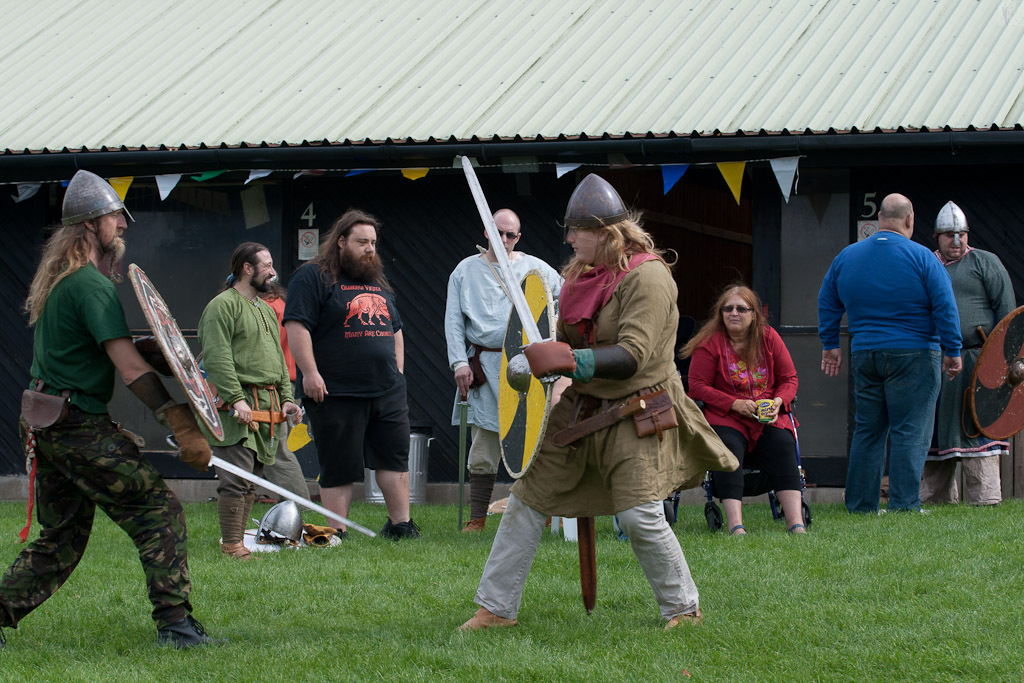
[21,390,69,429]
[632,390,678,441]
[468,352,487,389]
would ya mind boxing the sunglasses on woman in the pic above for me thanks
[722,305,752,313]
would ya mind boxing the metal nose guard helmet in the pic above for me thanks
[935,201,969,247]
[256,500,303,543]
[61,170,134,226]
[563,174,629,230]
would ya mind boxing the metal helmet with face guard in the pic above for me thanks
[563,174,629,229]
[256,500,303,543]
[935,201,969,247]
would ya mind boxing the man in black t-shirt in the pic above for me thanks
[284,209,419,540]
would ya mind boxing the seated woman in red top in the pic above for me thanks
[680,285,805,535]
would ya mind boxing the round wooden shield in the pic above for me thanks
[128,263,224,441]
[499,270,555,478]
[969,305,1024,440]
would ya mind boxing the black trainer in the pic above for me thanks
[157,615,220,649]
[379,518,420,540]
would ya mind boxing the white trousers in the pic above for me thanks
[474,494,699,621]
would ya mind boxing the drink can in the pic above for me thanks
[755,399,775,423]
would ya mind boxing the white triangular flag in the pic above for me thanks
[769,157,800,203]
[245,169,273,184]
[555,163,581,178]
[11,183,41,203]
[155,174,182,201]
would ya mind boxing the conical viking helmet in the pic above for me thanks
[935,201,969,247]
[256,500,303,543]
[62,170,133,226]
[563,174,629,229]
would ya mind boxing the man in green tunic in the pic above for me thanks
[921,201,1015,505]
[1,170,216,649]
[198,242,299,559]
[460,175,736,632]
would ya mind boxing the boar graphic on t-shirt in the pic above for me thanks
[344,292,390,327]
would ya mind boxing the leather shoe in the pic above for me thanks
[458,607,517,631]
[220,541,251,560]
[665,608,703,630]
[461,518,486,532]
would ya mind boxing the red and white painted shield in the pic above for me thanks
[128,263,223,440]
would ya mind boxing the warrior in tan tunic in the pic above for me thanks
[460,175,737,632]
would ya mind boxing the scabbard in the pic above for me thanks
[552,396,646,447]
[578,516,596,614]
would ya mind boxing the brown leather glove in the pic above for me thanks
[524,341,577,378]
[161,404,212,472]
[133,336,172,376]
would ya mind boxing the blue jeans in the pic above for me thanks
[846,349,941,513]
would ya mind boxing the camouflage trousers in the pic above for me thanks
[0,407,192,630]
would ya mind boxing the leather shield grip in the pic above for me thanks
[524,341,577,378]
[164,404,212,472]
[133,336,173,376]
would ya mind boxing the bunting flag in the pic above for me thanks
[556,163,581,178]
[717,161,746,204]
[11,183,41,203]
[661,164,689,195]
[401,168,429,180]
[190,170,227,182]
[108,176,133,200]
[809,193,832,225]
[769,157,799,203]
[608,153,634,169]
[245,169,273,184]
[293,169,326,179]
[344,169,373,177]
[155,174,181,200]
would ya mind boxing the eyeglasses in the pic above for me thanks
[722,305,752,313]
[498,230,519,240]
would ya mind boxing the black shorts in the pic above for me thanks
[306,378,410,488]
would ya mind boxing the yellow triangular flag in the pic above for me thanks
[401,168,429,180]
[108,176,134,201]
[287,423,312,451]
[716,162,746,204]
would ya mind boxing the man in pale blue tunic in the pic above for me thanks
[444,209,562,531]
[921,201,1016,505]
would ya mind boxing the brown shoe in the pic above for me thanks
[461,517,486,532]
[665,608,702,630]
[458,607,517,631]
[220,541,252,560]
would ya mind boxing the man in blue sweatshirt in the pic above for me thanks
[818,193,962,513]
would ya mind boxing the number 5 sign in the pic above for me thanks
[298,229,319,260]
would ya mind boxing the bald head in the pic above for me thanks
[877,193,914,237]
[485,208,521,260]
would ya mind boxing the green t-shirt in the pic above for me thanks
[29,264,131,413]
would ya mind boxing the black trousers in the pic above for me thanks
[710,424,800,500]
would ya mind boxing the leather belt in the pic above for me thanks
[552,395,648,447]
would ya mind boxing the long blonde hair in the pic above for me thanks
[679,284,767,371]
[561,210,670,285]
[24,223,92,325]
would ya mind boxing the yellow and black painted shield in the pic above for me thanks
[499,270,555,478]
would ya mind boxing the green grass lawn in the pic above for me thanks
[0,499,1021,682]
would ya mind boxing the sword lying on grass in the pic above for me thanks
[167,437,376,538]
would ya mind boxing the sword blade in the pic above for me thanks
[460,156,544,345]
[209,455,376,538]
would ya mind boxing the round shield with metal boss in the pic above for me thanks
[499,270,555,478]
[128,263,224,441]
[968,305,1024,440]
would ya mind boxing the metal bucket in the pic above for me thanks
[365,432,431,504]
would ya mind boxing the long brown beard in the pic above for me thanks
[340,249,384,283]
[100,237,126,282]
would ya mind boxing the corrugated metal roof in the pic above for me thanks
[2,0,1024,154]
